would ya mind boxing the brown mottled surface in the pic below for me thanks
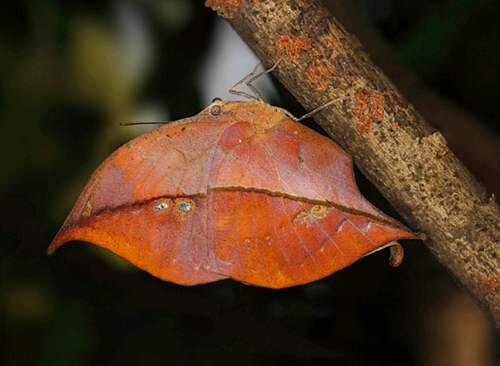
[205,0,500,327]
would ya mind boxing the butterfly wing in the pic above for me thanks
[210,190,414,288]
[205,102,415,287]
[208,102,401,226]
[49,112,232,285]
[50,101,416,288]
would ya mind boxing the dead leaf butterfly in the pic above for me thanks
[49,98,416,288]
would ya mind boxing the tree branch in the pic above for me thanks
[205,0,500,328]
[321,0,500,197]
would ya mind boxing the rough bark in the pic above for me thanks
[205,0,500,328]
[321,0,500,197]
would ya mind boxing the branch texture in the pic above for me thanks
[205,0,500,327]
[321,0,500,196]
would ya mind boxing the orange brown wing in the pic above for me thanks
[208,103,402,226]
[210,190,414,288]
[49,111,233,285]
[52,196,224,285]
[49,100,416,287]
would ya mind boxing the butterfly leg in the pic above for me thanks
[229,61,262,101]
[229,58,283,101]
[297,96,349,121]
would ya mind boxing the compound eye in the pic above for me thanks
[209,104,222,116]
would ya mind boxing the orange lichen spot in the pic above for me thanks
[275,35,310,59]
[205,0,242,18]
[295,205,329,225]
[305,62,331,91]
[474,275,500,297]
[352,89,385,133]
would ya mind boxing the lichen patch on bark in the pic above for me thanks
[352,88,385,134]
[305,61,331,91]
[275,35,310,59]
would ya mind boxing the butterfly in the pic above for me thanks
[49,98,415,288]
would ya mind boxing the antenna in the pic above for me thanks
[120,121,168,126]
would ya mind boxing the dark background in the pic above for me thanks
[1,1,498,365]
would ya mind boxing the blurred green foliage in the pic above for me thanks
[0,1,498,365]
